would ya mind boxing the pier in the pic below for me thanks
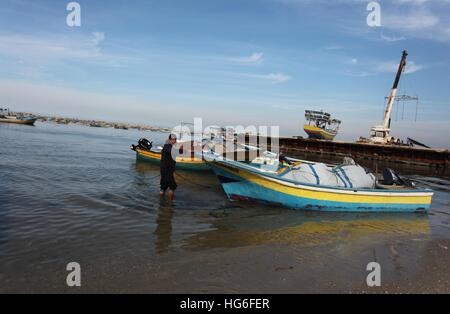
[262,137,450,177]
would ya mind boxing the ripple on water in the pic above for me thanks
[0,122,449,276]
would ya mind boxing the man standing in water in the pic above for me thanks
[160,134,181,200]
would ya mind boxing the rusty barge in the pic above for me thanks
[241,135,449,177]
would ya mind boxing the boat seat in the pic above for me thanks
[376,184,412,190]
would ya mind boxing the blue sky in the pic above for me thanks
[0,0,449,147]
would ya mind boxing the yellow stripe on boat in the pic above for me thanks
[214,162,433,205]
[137,148,204,164]
[135,148,209,171]
[303,125,336,140]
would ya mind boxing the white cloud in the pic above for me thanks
[0,32,105,61]
[0,31,142,79]
[343,55,425,77]
[225,52,264,65]
[379,5,450,41]
[323,45,343,51]
[383,11,439,31]
[0,79,241,126]
[91,32,105,46]
[238,72,292,83]
[375,60,424,74]
[345,70,373,77]
[276,0,450,42]
[380,33,407,42]
[0,79,298,128]
[392,0,432,5]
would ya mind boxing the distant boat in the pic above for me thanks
[0,109,36,125]
[303,110,341,140]
[0,116,36,125]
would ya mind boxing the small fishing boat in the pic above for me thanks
[303,110,340,140]
[130,127,260,171]
[0,109,36,125]
[205,152,433,213]
[131,138,210,171]
[0,116,37,125]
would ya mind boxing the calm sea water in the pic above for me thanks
[1,121,449,293]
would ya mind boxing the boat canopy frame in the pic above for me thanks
[304,110,341,132]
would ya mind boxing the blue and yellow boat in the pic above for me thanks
[0,116,36,125]
[303,124,337,141]
[208,157,433,213]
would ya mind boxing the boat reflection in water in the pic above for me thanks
[183,211,430,250]
[132,159,430,254]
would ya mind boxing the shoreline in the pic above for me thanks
[12,111,172,133]
[0,118,449,294]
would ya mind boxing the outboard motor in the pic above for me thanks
[138,138,152,150]
[383,168,401,185]
[382,168,415,187]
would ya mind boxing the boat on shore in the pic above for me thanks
[0,108,36,125]
[205,152,433,213]
[0,116,37,125]
[303,110,340,140]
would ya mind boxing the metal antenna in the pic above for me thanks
[384,94,419,122]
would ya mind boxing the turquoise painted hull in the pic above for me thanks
[209,162,432,213]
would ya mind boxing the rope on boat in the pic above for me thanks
[174,172,212,189]
[148,174,161,180]
[145,168,211,189]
